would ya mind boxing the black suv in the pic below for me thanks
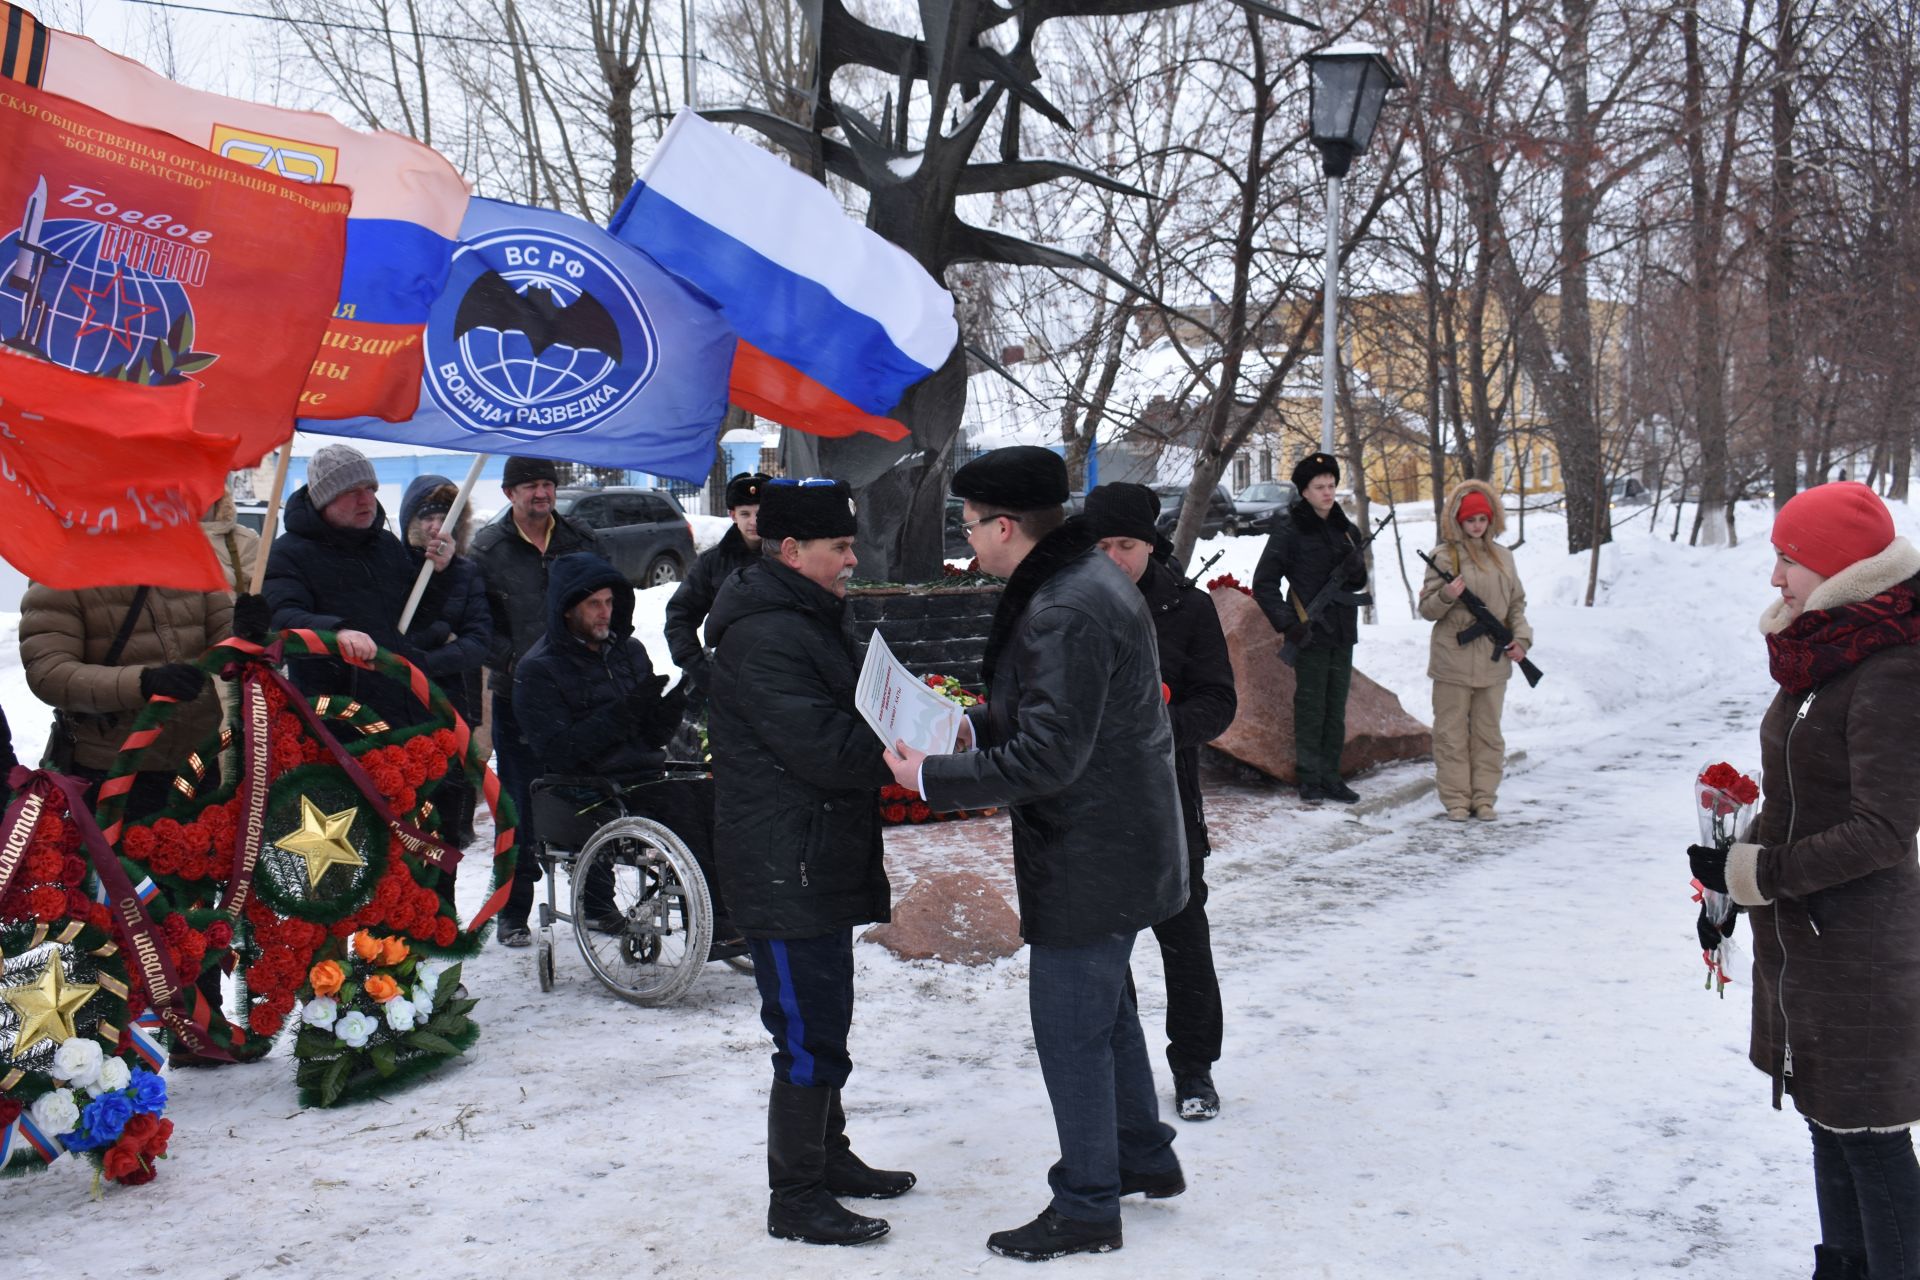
[552,487,695,588]
[1155,484,1238,538]
[1231,480,1299,536]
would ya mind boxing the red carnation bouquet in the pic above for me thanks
[1693,760,1760,997]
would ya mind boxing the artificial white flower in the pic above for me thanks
[415,958,452,991]
[301,996,339,1028]
[409,984,435,1018]
[96,1057,132,1091]
[29,1087,79,1135]
[334,1010,376,1048]
[383,997,415,1033]
[50,1037,103,1089]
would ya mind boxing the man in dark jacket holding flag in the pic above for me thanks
[708,478,913,1248]
[885,447,1187,1262]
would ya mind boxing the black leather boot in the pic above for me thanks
[766,1080,890,1245]
[1812,1245,1868,1279]
[823,1088,916,1199]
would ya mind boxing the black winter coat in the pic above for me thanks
[512,554,672,777]
[1142,556,1237,857]
[264,486,440,725]
[707,559,891,939]
[398,475,491,724]
[921,524,1187,947]
[1252,499,1370,649]
[663,525,759,677]
[470,509,601,675]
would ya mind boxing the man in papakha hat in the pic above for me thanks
[664,471,770,707]
[1252,452,1371,804]
[706,478,915,1248]
[470,455,601,947]
[885,446,1188,1262]
[1083,483,1237,1125]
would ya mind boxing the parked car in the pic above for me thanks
[551,486,695,587]
[1231,480,1298,536]
[233,499,269,535]
[1154,484,1238,539]
[1606,475,1652,508]
[944,495,971,560]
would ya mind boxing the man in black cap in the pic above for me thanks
[470,455,602,946]
[707,478,913,1249]
[885,446,1187,1262]
[1252,452,1369,804]
[664,471,769,703]
[1083,483,1237,1124]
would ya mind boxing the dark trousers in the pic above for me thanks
[493,689,542,928]
[1293,643,1354,788]
[1029,931,1178,1223]
[750,929,855,1089]
[1811,1120,1920,1278]
[1148,855,1222,1076]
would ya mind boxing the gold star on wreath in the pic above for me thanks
[276,795,366,890]
[1,955,99,1056]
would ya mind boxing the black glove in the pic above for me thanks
[419,621,453,649]
[1695,902,1739,952]
[649,682,691,739]
[233,592,272,643]
[625,673,669,722]
[1688,844,1730,895]
[140,663,208,701]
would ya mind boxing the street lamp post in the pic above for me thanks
[1308,45,1402,455]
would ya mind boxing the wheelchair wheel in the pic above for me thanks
[569,817,714,1006]
[536,935,556,993]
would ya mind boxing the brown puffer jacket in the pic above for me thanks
[1726,537,1920,1129]
[1416,480,1533,688]
[19,584,233,771]
[201,492,262,594]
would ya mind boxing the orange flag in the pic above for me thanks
[0,350,235,590]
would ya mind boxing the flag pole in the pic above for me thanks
[398,454,487,632]
[247,445,293,595]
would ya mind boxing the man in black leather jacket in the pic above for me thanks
[707,479,912,1249]
[1252,452,1370,803]
[887,447,1187,1262]
[1085,483,1237,1126]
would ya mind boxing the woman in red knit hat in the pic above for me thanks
[1688,481,1920,1279]
[1417,480,1531,821]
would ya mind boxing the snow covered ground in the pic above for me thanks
[14,497,1916,1278]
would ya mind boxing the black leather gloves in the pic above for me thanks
[233,592,272,643]
[419,621,453,649]
[1688,844,1730,895]
[140,663,208,701]
[1696,902,1739,952]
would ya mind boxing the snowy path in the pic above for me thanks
[15,502,1880,1277]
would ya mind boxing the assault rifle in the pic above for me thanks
[1189,548,1226,582]
[1278,510,1396,668]
[1416,547,1544,688]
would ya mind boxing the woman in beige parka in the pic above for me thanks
[1417,480,1532,821]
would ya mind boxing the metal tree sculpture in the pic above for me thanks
[705,0,1314,582]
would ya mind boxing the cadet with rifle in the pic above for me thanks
[1416,481,1535,822]
[1252,453,1374,804]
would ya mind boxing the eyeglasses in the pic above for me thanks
[960,513,1015,538]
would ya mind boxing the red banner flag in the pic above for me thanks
[0,350,235,590]
[0,79,349,466]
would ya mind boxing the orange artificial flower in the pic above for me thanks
[309,960,345,997]
[377,936,410,967]
[363,973,401,1003]
[352,932,382,962]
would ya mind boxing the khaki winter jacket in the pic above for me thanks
[1726,537,1920,1129]
[19,584,232,771]
[1417,480,1533,688]
[201,492,262,595]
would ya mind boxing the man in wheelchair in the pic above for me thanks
[510,552,700,942]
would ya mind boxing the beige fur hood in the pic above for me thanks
[1440,479,1507,542]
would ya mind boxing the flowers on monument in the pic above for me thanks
[309,960,345,998]
[301,996,338,1028]
[1207,572,1254,596]
[50,1036,105,1089]
[32,1043,174,1188]
[0,955,99,1056]
[1692,761,1760,998]
[98,1056,131,1092]
[292,933,477,1108]
[30,1087,80,1136]
[276,795,368,891]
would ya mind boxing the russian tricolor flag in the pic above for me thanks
[611,111,958,443]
